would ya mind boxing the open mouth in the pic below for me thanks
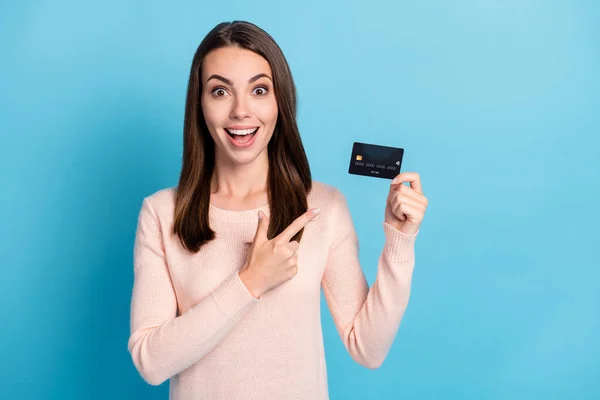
[225,127,259,145]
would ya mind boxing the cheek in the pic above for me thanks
[201,98,225,128]
[255,98,278,124]
[200,105,223,143]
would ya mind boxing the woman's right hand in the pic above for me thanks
[238,208,321,298]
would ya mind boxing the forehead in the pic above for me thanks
[201,46,272,83]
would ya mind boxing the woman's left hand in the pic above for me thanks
[384,172,428,235]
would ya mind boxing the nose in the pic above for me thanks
[230,95,251,120]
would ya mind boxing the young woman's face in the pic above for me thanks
[200,46,278,166]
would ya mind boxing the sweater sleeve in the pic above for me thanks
[321,188,418,369]
[127,198,260,386]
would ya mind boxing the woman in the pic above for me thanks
[128,20,428,400]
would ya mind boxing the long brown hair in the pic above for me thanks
[173,21,312,253]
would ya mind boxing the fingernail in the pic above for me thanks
[312,208,321,215]
[258,210,263,219]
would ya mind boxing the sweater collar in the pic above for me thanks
[209,203,270,223]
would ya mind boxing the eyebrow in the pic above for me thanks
[205,73,272,85]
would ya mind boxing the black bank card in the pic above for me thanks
[348,142,404,180]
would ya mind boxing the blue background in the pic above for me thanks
[1,1,599,399]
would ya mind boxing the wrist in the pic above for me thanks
[238,268,264,299]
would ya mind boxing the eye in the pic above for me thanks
[211,87,228,97]
[253,86,269,96]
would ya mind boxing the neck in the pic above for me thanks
[211,153,269,200]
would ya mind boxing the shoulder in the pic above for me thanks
[309,180,348,212]
[145,186,177,204]
[139,186,177,223]
[308,181,354,239]
[144,185,176,208]
[309,180,339,201]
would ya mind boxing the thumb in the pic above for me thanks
[254,210,269,241]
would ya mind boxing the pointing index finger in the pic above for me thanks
[277,208,320,242]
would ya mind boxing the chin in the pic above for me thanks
[224,147,268,166]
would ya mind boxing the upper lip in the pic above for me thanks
[225,126,259,130]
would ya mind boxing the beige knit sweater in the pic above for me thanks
[128,181,418,399]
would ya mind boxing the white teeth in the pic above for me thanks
[226,128,258,136]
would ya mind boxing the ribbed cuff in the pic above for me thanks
[382,222,418,263]
[211,271,261,322]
